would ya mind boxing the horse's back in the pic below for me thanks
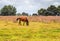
[20,16,27,19]
[20,16,28,21]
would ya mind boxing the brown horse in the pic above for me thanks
[16,16,29,26]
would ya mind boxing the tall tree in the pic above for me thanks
[47,5,57,15]
[22,12,28,16]
[38,8,46,15]
[57,5,60,16]
[1,5,16,16]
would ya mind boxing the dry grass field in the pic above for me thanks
[0,16,60,41]
[0,16,60,22]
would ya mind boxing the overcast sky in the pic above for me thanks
[0,0,60,15]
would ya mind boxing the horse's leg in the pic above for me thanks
[19,20,21,25]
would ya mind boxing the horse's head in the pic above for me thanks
[26,19,29,26]
[16,18,20,21]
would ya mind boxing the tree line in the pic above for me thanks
[0,5,60,16]
[38,5,60,16]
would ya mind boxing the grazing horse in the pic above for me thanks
[16,16,29,26]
